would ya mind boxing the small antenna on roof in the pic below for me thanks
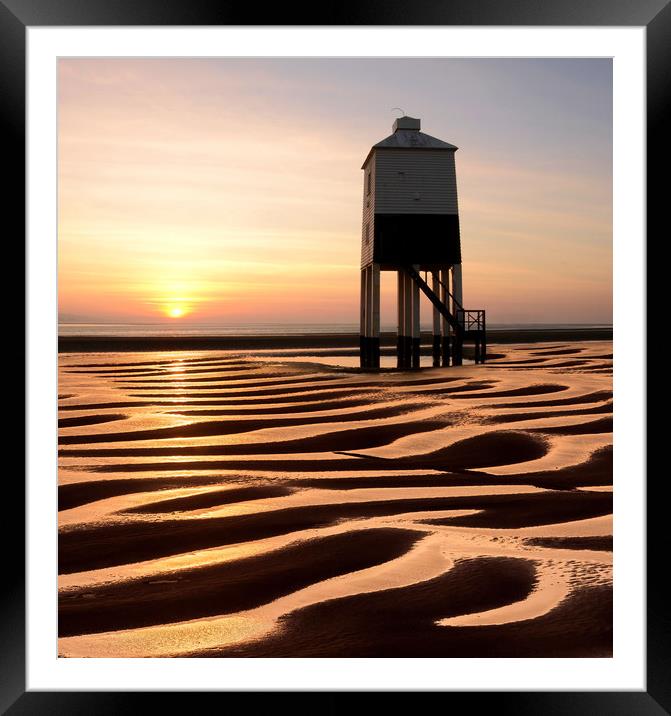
[391,107,405,118]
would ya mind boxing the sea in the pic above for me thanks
[58,322,612,337]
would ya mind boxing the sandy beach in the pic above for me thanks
[58,339,613,657]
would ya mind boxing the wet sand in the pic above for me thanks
[58,340,613,657]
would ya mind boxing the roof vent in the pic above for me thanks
[392,116,421,132]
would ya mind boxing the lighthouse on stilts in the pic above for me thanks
[359,116,486,370]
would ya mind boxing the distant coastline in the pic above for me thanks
[59,327,613,353]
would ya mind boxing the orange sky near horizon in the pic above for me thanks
[58,58,612,326]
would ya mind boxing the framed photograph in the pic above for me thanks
[9,0,661,711]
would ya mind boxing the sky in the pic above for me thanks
[58,58,612,326]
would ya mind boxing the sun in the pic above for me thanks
[159,292,195,319]
[165,305,188,319]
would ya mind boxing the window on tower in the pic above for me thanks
[367,171,371,196]
[365,222,370,244]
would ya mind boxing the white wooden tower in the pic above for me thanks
[359,116,486,369]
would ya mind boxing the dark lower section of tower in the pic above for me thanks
[373,214,461,267]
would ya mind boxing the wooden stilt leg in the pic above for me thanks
[411,265,420,369]
[453,332,463,366]
[403,271,413,369]
[431,271,441,367]
[359,268,367,369]
[371,264,380,369]
[397,270,404,369]
[440,267,450,366]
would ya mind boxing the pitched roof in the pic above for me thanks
[362,118,458,168]
[373,130,458,151]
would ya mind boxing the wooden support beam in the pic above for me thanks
[431,271,441,367]
[453,330,464,366]
[403,271,413,369]
[451,264,463,365]
[411,265,420,369]
[370,263,380,368]
[452,263,463,308]
[399,272,404,368]
[359,268,367,368]
[440,267,451,366]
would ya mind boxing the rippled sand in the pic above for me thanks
[58,342,613,657]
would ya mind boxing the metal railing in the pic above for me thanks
[456,309,486,332]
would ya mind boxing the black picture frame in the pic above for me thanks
[6,1,661,712]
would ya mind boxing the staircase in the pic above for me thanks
[404,266,487,364]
